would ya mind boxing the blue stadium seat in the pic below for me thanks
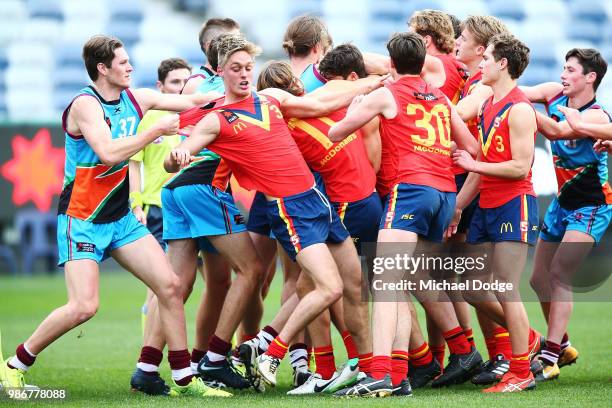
[27,0,63,21]
[53,67,89,92]
[106,0,144,23]
[290,0,324,17]
[53,89,77,112]
[15,209,58,275]
[369,0,405,22]
[0,244,18,275]
[404,0,444,22]
[367,20,401,44]
[132,66,158,90]
[567,20,604,45]
[55,43,84,69]
[568,0,608,23]
[529,41,560,67]
[520,65,555,86]
[106,20,141,49]
[177,0,211,13]
[600,44,612,63]
[0,50,8,71]
[488,0,526,21]
[178,46,204,66]
[604,24,612,42]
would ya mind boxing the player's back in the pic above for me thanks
[287,108,376,203]
[59,86,142,222]
[546,92,612,209]
[478,87,536,208]
[378,76,455,197]
[207,92,314,197]
[436,54,468,104]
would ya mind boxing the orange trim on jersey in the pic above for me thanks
[384,185,399,229]
[287,118,334,149]
[277,199,302,254]
[520,195,528,243]
[337,202,349,221]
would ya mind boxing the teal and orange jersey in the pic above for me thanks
[58,86,142,223]
[546,92,612,210]
[435,54,469,104]
[477,87,536,208]
[287,108,376,203]
[453,69,483,176]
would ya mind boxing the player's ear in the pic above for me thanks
[97,62,107,77]
[156,80,163,92]
[348,72,359,81]
[585,71,597,86]
[475,45,485,57]
[498,57,508,71]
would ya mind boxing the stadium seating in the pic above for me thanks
[15,209,58,274]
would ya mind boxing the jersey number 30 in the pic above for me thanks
[406,103,451,148]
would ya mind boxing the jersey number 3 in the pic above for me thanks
[406,103,451,148]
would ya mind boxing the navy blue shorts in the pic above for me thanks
[144,205,166,251]
[333,192,382,254]
[267,188,349,261]
[380,183,456,243]
[247,191,271,236]
[467,194,539,245]
[455,173,479,234]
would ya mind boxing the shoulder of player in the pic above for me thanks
[508,102,536,126]
[182,76,205,95]
[70,93,104,120]
[581,106,611,124]
[196,111,221,132]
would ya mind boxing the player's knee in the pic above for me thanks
[322,279,343,305]
[69,299,98,324]
[157,273,182,302]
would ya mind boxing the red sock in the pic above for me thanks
[370,355,391,380]
[463,328,475,349]
[409,342,433,367]
[561,333,570,350]
[358,352,373,375]
[314,345,336,380]
[391,350,409,387]
[266,337,289,360]
[168,349,193,386]
[494,327,512,360]
[528,328,537,346]
[191,348,206,364]
[485,336,497,360]
[137,346,163,376]
[509,352,530,378]
[341,330,359,360]
[443,326,471,355]
[431,345,446,368]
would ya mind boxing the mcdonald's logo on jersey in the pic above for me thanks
[500,222,514,234]
[232,121,247,134]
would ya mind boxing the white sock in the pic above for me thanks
[136,362,159,374]
[190,361,198,374]
[257,330,275,352]
[172,367,193,383]
[289,348,309,370]
[8,356,29,371]
[206,350,226,363]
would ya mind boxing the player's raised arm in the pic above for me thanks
[69,96,178,166]
[536,108,609,140]
[454,103,536,179]
[131,87,221,113]
[164,113,220,172]
[558,105,612,140]
[455,83,493,122]
[519,82,563,104]
[361,116,381,172]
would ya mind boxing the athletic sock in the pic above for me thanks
[256,326,278,354]
[560,333,571,351]
[314,345,336,380]
[289,343,308,370]
[391,350,409,387]
[431,345,446,368]
[493,327,512,360]
[190,348,206,374]
[168,349,193,386]
[539,341,561,366]
[8,343,37,371]
[206,335,231,365]
[136,346,163,376]
[358,352,373,375]
[241,333,257,344]
[266,337,289,360]
[370,355,391,380]
[464,328,476,349]
[443,326,471,355]
[341,330,359,360]
[509,352,530,378]
[485,336,497,361]
[409,342,433,367]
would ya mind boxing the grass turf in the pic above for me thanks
[0,270,611,407]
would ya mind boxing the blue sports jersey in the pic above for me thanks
[546,92,612,210]
[58,86,142,223]
[300,63,327,93]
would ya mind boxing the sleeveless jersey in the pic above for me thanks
[435,54,469,104]
[287,108,376,202]
[477,87,536,208]
[300,64,327,93]
[453,69,483,175]
[546,92,612,210]
[58,86,142,223]
[378,76,456,197]
[207,92,314,197]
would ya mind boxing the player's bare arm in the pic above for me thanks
[446,167,481,238]
[421,54,445,88]
[455,83,493,122]
[558,105,612,140]
[328,87,396,141]
[519,82,563,104]
[132,87,220,113]
[164,112,220,172]
[449,103,478,156]
[181,76,206,95]
[360,116,381,172]
[68,96,178,166]
[536,108,609,140]
[454,102,536,179]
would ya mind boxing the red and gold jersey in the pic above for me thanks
[478,87,536,208]
[378,76,456,197]
[435,54,469,104]
[453,69,483,175]
[206,92,314,197]
[287,108,376,203]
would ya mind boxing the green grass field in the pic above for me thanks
[1,270,611,407]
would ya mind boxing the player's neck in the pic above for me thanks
[465,59,481,76]
[91,81,124,102]
[224,91,251,105]
[567,89,596,109]
[491,76,516,103]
